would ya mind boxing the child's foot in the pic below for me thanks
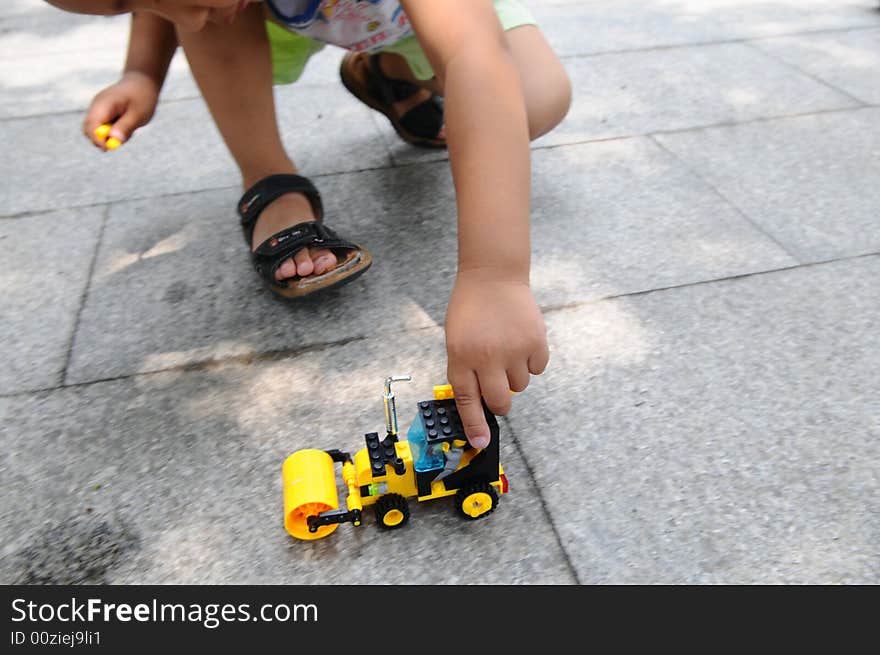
[340,52,446,148]
[238,174,373,300]
[248,191,337,280]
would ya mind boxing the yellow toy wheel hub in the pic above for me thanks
[461,491,494,518]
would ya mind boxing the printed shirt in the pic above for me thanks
[265,0,413,53]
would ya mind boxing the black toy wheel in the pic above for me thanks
[375,493,410,530]
[455,481,498,520]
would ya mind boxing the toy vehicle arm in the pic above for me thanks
[306,450,365,534]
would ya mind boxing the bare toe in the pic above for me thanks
[275,250,313,281]
[311,248,336,275]
[275,258,299,281]
[293,249,314,278]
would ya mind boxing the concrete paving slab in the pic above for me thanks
[534,1,880,45]
[531,1,732,57]
[0,10,190,121]
[679,0,880,39]
[752,27,880,104]
[0,104,237,218]
[0,14,354,119]
[63,166,452,384]
[0,49,199,120]
[0,206,103,395]
[534,41,858,149]
[0,330,574,584]
[0,10,129,57]
[0,83,391,217]
[529,139,796,307]
[510,256,880,584]
[655,107,880,262]
[0,0,61,19]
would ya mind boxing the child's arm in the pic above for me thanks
[401,0,550,447]
[84,12,178,149]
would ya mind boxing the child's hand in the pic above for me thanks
[83,71,161,150]
[445,272,550,449]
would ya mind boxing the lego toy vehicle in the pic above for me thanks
[282,375,508,540]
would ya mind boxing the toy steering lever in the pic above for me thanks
[383,374,412,438]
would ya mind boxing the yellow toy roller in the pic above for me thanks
[282,375,508,540]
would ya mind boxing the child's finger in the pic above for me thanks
[91,105,143,151]
[506,364,531,393]
[478,369,513,417]
[104,111,144,149]
[84,100,124,149]
[83,97,114,131]
[527,343,550,376]
[448,369,491,449]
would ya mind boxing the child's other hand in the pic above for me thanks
[83,71,160,150]
[445,272,549,449]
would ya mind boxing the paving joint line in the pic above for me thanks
[0,95,199,125]
[619,104,875,140]
[4,23,877,124]
[2,105,877,220]
[540,251,880,315]
[4,253,876,399]
[648,134,803,262]
[60,203,110,387]
[472,104,880,158]
[501,414,582,584]
[0,164,400,220]
[531,104,879,155]
[740,40,869,106]
[0,326,438,398]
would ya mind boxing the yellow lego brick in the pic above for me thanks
[94,123,111,140]
[433,384,454,400]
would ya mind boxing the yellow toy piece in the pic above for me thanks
[94,123,121,150]
[282,449,340,540]
[94,123,111,140]
[433,384,454,400]
[282,375,509,540]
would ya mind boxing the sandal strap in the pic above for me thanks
[238,174,324,246]
[251,221,359,288]
[398,96,444,139]
[367,55,444,140]
[368,54,422,103]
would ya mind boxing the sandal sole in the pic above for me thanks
[269,247,373,299]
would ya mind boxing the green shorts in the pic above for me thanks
[268,0,537,85]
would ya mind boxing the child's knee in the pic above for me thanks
[527,63,572,140]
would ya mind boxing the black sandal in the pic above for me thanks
[340,51,446,149]
[238,174,373,299]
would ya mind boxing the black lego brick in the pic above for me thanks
[417,398,466,443]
